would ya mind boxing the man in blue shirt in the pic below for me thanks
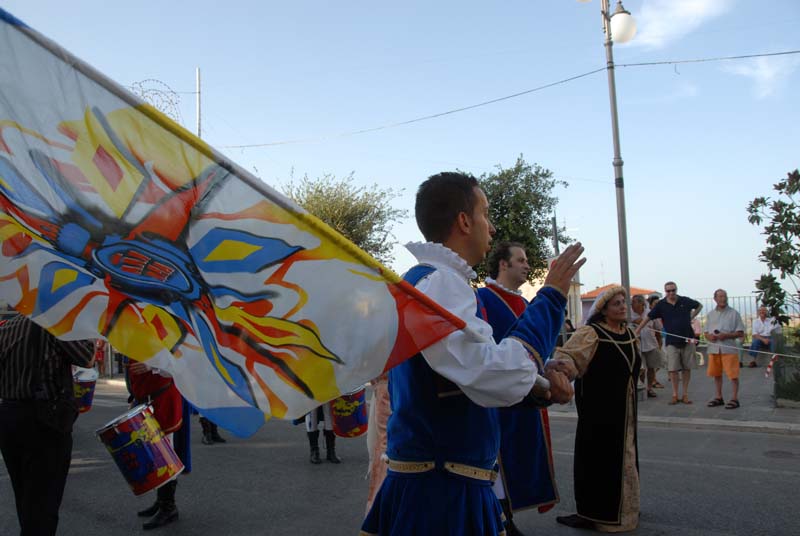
[361,172,582,535]
[635,282,702,405]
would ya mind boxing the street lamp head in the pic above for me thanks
[609,1,636,44]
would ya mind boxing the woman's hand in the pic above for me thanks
[546,359,578,381]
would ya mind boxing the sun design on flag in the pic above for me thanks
[0,107,345,419]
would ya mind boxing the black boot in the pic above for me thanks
[500,498,526,536]
[143,480,178,530]
[137,501,160,518]
[200,417,214,445]
[324,430,341,464]
[210,423,227,443]
[307,431,322,464]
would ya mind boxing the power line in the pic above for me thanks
[220,68,606,149]
[218,49,800,150]
[618,49,800,69]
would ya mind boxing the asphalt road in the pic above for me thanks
[1,382,798,535]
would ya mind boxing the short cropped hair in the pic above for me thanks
[415,172,479,243]
[631,294,646,305]
[487,241,525,279]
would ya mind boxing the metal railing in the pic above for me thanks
[696,295,799,344]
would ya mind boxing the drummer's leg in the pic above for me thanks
[321,403,333,431]
[305,408,319,432]
[306,410,322,464]
[0,403,29,522]
[25,421,73,534]
[321,404,341,463]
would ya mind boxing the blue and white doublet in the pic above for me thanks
[360,243,565,535]
[478,281,559,514]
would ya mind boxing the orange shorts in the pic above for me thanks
[706,353,739,380]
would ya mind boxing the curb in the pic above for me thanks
[549,411,800,436]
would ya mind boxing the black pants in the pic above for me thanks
[0,401,73,536]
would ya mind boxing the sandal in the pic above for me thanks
[725,399,740,409]
[681,395,693,405]
[647,390,657,398]
[653,381,665,389]
[707,398,725,407]
[668,396,679,405]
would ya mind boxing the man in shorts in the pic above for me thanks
[635,282,702,405]
[704,289,745,409]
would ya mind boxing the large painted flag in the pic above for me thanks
[0,8,465,436]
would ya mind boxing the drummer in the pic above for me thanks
[303,403,341,464]
[127,359,186,530]
[0,314,94,535]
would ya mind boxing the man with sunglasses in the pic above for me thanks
[634,282,702,405]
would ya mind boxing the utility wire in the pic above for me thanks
[618,49,800,69]
[219,49,800,150]
[220,68,606,148]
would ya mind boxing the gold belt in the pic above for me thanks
[386,459,497,482]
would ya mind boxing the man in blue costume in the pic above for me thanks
[478,242,560,536]
[360,172,584,536]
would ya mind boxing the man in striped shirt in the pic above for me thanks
[0,313,94,536]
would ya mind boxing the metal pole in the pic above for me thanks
[552,213,570,345]
[552,214,560,255]
[196,67,201,138]
[601,0,631,314]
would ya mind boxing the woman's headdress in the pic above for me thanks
[584,285,626,325]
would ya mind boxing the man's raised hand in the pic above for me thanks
[544,243,586,296]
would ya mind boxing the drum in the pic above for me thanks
[96,405,184,496]
[73,366,98,413]
[329,387,368,438]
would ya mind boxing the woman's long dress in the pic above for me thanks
[555,323,642,532]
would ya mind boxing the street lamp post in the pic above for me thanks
[581,0,636,307]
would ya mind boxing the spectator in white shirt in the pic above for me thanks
[748,306,781,367]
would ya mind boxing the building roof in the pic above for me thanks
[581,284,658,300]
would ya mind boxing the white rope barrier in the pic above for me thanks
[641,325,800,361]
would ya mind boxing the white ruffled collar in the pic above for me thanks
[484,277,523,295]
[405,242,476,281]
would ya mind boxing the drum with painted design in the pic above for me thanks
[330,387,368,438]
[73,366,98,413]
[96,404,184,496]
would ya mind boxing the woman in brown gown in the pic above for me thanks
[553,286,642,532]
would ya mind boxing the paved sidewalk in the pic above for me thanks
[549,360,800,435]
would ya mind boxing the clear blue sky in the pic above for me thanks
[3,0,798,301]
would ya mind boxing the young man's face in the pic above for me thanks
[467,187,496,264]
[501,246,530,289]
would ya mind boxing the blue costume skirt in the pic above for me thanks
[360,469,506,535]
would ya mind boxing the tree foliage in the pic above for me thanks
[283,173,407,265]
[476,155,569,282]
[747,169,800,324]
